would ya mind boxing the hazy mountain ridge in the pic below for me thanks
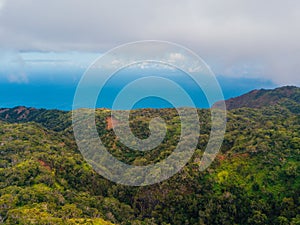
[214,86,300,112]
[1,86,299,126]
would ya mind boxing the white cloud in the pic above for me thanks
[188,66,202,73]
[7,73,28,84]
[0,0,6,11]
[0,51,29,83]
[0,0,299,85]
[169,53,185,63]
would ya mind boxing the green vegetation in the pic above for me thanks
[0,86,299,224]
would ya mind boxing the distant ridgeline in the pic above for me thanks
[214,86,300,113]
[1,86,299,125]
[0,86,299,224]
[0,107,71,132]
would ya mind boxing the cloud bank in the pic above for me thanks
[0,0,299,85]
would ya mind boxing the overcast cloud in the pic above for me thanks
[0,0,299,85]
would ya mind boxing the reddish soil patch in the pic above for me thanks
[106,116,119,130]
[38,160,51,171]
[17,110,30,120]
[0,109,9,114]
[216,154,226,161]
[58,142,65,147]
[14,106,27,114]
[233,153,250,159]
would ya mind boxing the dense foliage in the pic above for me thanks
[0,86,299,224]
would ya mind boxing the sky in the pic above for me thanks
[0,0,299,85]
[0,0,299,109]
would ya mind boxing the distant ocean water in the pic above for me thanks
[0,51,276,110]
[0,74,275,110]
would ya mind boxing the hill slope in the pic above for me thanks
[0,86,299,224]
[214,86,300,112]
[0,106,71,131]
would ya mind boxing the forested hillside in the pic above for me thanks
[0,87,299,224]
[214,86,300,113]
